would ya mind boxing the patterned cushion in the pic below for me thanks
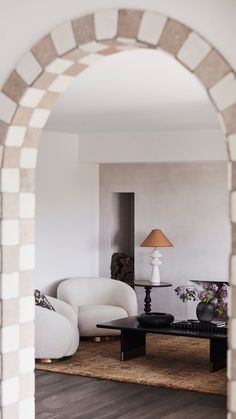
[34,289,55,311]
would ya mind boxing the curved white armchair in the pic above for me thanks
[35,296,79,359]
[57,277,138,337]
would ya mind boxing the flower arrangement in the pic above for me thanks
[175,282,229,318]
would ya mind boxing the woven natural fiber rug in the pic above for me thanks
[36,334,226,395]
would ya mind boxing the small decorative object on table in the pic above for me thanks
[175,282,229,323]
[137,312,174,326]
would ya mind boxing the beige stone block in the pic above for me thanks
[231,192,236,223]
[0,92,17,124]
[0,121,8,145]
[230,381,236,412]
[232,223,236,254]
[12,107,34,126]
[20,271,34,297]
[2,70,27,103]
[20,322,35,349]
[99,47,120,56]
[16,51,42,85]
[118,10,143,39]
[1,352,19,379]
[20,371,35,400]
[195,49,230,89]
[177,32,212,71]
[73,14,95,46]
[231,349,236,380]
[3,148,21,168]
[2,193,19,219]
[39,91,59,109]
[95,10,118,41]
[63,48,87,61]
[20,169,35,193]
[51,21,76,55]
[2,245,19,273]
[33,72,57,89]
[159,19,190,55]
[1,299,19,326]
[23,128,41,148]
[32,34,57,68]
[222,104,236,135]
[137,11,167,46]
[231,254,236,286]
[20,220,35,244]
[229,135,236,161]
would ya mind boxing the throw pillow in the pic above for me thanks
[34,289,55,311]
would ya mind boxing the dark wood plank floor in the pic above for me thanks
[36,371,226,419]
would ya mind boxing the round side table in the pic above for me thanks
[134,280,172,313]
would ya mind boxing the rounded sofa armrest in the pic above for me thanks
[35,306,73,359]
[111,281,138,316]
[47,296,78,328]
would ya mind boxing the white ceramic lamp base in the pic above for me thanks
[150,248,162,284]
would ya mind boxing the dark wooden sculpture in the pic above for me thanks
[110,253,134,287]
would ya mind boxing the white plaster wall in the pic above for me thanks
[79,130,227,163]
[99,163,230,319]
[35,131,99,295]
[1,0,236,88]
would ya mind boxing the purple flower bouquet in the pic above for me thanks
[175,282,229,319]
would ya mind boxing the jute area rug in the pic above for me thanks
[36,334,226,395]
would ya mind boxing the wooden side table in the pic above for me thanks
[134,281,172,313]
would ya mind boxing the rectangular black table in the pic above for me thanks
[97,316,227,372]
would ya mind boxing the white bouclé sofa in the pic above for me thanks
[35,296,80,359]
[57,277,138,337]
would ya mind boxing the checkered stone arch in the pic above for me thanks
[0,9,235,419]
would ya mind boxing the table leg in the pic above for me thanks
[210,338,227,372]
[144,286,152,313]
[120,329,146,361]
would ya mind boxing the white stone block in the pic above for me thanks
[5,125,26,147]
[28,109,50,128]
[95,10,118,41]
[1,168,20,192]
[231,255,236,286]
[1,220,19,246]
[46,58,73,74]
[20,88,45,108]
[137,11,167,46]
[19,397,35,419]
[231,191,236,223]
[20,347,35,373]
[210,72,236,111]
[19,193,35,218]
[48,74,73,93]
[232,318,236,350]
[51,21,76,55]
[80,41,108,53]
[230,381,236,412]
[20,148,38,168]
[19,297,35,323]
[1,272,20,299]
[79,53,103,65]
[0,92,17,124]
[2,325,20,353]
[177,32,211,70]
[229,134,236,161]
[19,245,35,271]
[1,377,19,406]
[16,51,42,85]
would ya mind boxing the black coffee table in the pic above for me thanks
[97,316,227,373]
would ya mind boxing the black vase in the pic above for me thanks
[196,302,214,322]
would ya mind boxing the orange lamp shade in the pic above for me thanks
[140,229,173,248]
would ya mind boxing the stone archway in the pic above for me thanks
[0,9,235,418]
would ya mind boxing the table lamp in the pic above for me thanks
[140,229,173,284]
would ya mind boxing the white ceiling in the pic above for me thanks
[45,48,221,134]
